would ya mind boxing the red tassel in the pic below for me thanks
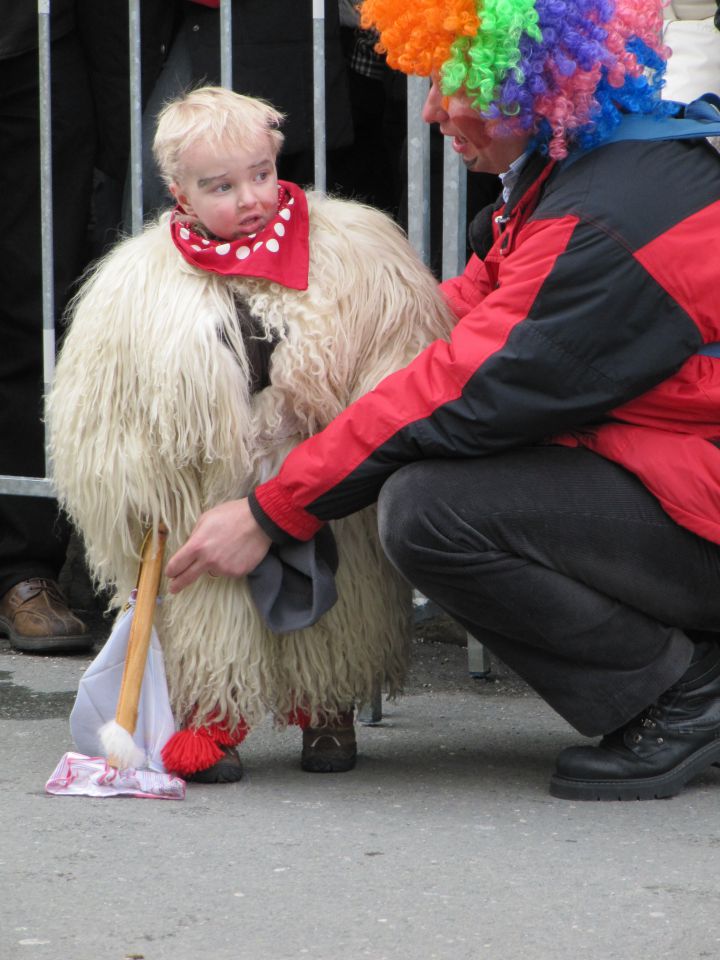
[287,706,312,729]
[162,727,223,777]
[286,706,353,728]
[205,719,249,747]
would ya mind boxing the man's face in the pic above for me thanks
[421,79,530,175]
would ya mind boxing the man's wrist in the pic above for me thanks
[248,490,300,545]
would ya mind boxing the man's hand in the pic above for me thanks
[165,498,272,593]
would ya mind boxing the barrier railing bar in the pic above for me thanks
[38,0,55,478]
[0,9,466,500]
[128,0,143,235]
[0,476,56,498]
[407,75,431,265]
[442,140,468,281]
[220,0,232,90]
[312,0,327,194]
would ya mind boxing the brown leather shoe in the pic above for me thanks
[301,709,357,773]
[0,578,92,654]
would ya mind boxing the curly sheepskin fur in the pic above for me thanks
[48,193,456,733]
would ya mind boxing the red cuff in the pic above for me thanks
[254,478,324,541]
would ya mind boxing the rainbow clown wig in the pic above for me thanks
[360,0,671,159]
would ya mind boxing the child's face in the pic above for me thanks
[171,138,279,240]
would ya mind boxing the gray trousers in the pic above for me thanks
[377,447,720,736]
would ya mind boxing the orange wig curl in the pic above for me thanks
[360,0,480,78]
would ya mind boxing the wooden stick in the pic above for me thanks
[114,524,168,738]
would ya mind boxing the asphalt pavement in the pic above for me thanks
[2,603,720,960]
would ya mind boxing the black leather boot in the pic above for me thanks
[550,643,720,801]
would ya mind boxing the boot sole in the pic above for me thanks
[549,740,720,801]
[0,620,94,655]
[185,765,244,784]
[185,757,244,784]
[301,754,357,773]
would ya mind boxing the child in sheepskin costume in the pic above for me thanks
[48,86,455,782]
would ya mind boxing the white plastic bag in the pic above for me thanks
[45,752,185,800]
[69,594,176,773]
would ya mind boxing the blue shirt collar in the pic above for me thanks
[499,150,531,204]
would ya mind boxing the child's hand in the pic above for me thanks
[166,499,272,593]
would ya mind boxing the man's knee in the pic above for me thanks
[377,463,439,572]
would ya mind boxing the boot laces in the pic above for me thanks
[630,704,665,744]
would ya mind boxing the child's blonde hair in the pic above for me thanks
[153,85,285,188]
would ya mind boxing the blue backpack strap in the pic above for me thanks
[564,95,720,166]
[685,93,720,125]
[698,343,720,358]
[604,95,720,144]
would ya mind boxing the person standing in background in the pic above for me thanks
[77,0,178,257]
[0,1,95,654]
[662,1,720,103]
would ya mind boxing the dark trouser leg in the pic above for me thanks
[377,448,720,736]
[0,34,95,597]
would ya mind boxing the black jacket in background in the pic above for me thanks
[0,0,75,59]
[179,0,353,156]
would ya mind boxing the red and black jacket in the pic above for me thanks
[250,134,720,546]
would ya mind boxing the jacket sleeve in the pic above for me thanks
[438,254,493,319]
[251,213,703,541]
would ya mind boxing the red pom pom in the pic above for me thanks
[287,706,312,729]
[161,727,223,777]
[205,719,249,747]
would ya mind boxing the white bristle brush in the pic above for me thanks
[99,525,167,770]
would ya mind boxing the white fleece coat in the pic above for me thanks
[48,193,456,731]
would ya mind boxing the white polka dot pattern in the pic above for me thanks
[170,181,308,288]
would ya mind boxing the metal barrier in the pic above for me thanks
[0,1,485,708]
[0,0,468,502]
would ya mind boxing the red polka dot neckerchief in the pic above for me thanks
[169,179,310,291]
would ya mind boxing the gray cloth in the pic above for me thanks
[247,527,339,634]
